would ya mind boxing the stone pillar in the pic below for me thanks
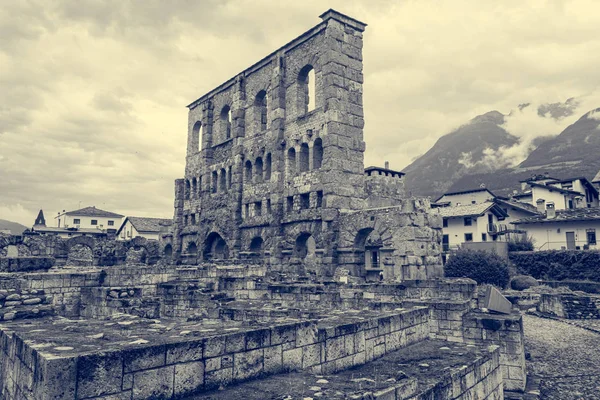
[319,11,367,210]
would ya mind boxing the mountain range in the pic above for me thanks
[403,104,600,199]
[0,219,28,235]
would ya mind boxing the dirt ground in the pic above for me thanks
[523,314,600,400]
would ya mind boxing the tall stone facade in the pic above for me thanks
[171,9,443,280]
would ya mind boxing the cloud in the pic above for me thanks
[1,0,600,225]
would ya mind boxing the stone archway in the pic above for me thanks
[203,232,229,261]
[249,237,263,259]
[354,228,384,271]
[66,243,94,267]
[294,233,318,275]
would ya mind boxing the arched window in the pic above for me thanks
[163,244,173,258]
[227,166,232,188]
[255,90,268,132]
[313,138,323,170]
[198,175,203,195]
[221,105,232,140]
[299,143,309,173]
[191,178,197,197]
[211,171,218,193]
[249,237,263,254]
[245,160,253,183]
[192,121,202,152]
[187,242,198,255]
[294,233,316,259]
[298,65,316,114]
[287,148,296,177]
[185,180,191,199]
[219,168,227,192]
[265,153,272,181]
[255,157,263,183]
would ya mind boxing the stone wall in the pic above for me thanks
[0,309,429,400]
[538,293,600,319]
[462,312,526,392]
[0,257,54,272]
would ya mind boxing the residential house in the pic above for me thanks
[434,189,539,251]
[512,202,600,250]
[116,217,172,241]
[33,206,124,238]
[516,174,599,210]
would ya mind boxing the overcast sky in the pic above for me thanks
[1,0,600,226]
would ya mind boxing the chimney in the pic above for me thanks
[536,198,546,213]
[384,161,390,170]
[546,201,556,218]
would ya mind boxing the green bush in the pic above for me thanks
[508,235,534,252]
[509,250,600,281]
[510,275,539,291]
[445,249,510,288]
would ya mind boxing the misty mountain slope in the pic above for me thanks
[447,108,600,196]
[520,108,600,168]
[403,111,518,197]
[0,219,27,235]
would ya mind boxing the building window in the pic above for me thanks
[300,193,310,209]
[299,143,309,173]
[255,157,263,183]
[481,233,487,241]
[287,148,296,177]
[108,221,114,226]
[298,65,316,114]
[287,196,294,212]
[316,191,323,208]
[266,199,272,214]
[464,217,472,226]
[254,202,262,217]
[191,214,196,225]
[255,90,268,132]
[221,105,232,140]
[73,219,81,224]
[465,233,473,242]
[245,160,253,183]
[264,153,272,182]
[587,229,597,245]
[212,171,218,193]
[91,220,98,226]
[313,138,323,170]
[471,200,476,204]
[442,218,448,228]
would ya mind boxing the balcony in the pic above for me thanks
[488,223,508,234]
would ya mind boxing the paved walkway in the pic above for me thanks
[523,314,600,399]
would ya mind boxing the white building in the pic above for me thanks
[434,189,539,251]
[512,204,600,250]
[515,175,599,210]
[116,217,172,241]
[33,206,124,238]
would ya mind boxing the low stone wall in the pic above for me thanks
[462,312,526,392]
[0,308,429,400]
[542,280,600,294]
[0,257,54,272]
[538,293,600,319]
[410,345,503,400]
[80,287,159,319]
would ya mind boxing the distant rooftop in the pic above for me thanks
[512,207,600,225]
[60,206,124,219]
[434,187,496,203]
[436,201,507,218]
[118,217,172,234]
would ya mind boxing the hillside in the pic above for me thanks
[402,111,518,197]
[0,219,27,235]
[447,108,600,196]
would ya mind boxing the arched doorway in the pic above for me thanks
[294,233,318,275]
[354,228,383,271]
[204,232,229,261]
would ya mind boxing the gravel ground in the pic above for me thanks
[523,314,600,399]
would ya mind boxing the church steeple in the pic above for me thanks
[34,209,46,227]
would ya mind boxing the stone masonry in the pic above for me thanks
[171,9,443,281]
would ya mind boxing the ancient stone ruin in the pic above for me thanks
[0,10,525,400]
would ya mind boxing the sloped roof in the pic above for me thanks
[436,202,506,218]
[495,198,540,215]
[434,188,496,203]
[119,217,172,234]
[512,207,600,225]
[65,206,124,218]
[593,170,600,183]
[529,182,583,196]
